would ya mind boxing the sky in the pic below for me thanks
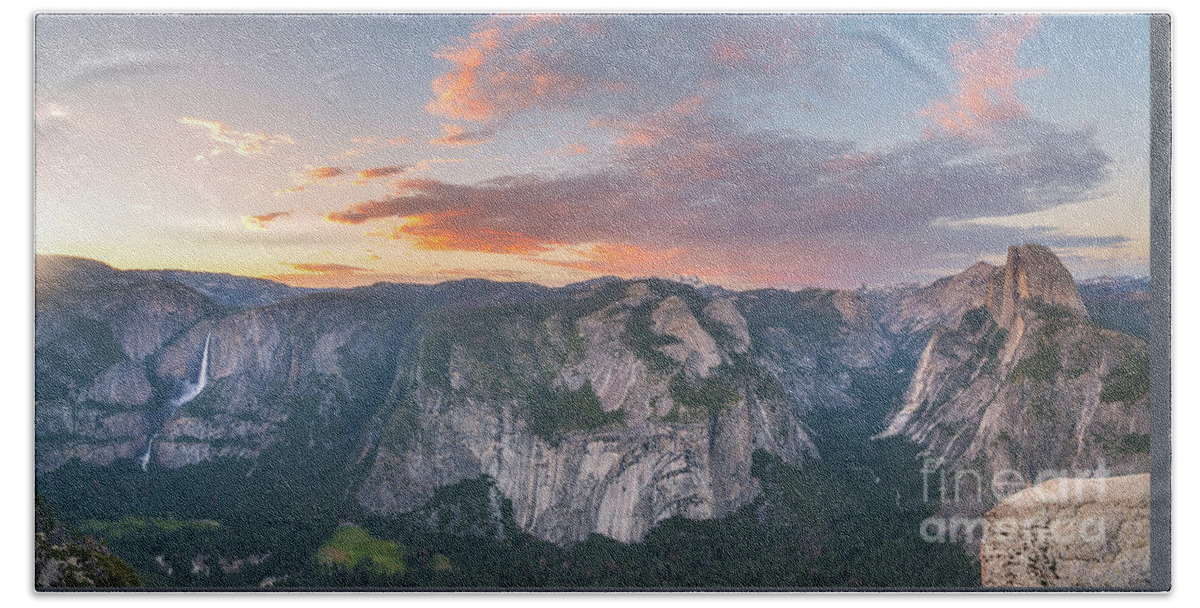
[34,13,1152,289]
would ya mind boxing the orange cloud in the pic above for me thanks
[426,15,579,122]
[242,210,292,231]
[282,164,412,191]
[430,123,494,147]
[360,211,680,277]
[324,184,435,225]
[276,166,347,194]
[921,16,1046,134]
[285,262,369,274]
[355,165,408,181]
[179,116,294,156]
[427,26,501,121]
[304,166,345,180]
[369,212,557,255]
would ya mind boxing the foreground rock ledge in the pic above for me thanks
[981,473,1150,588]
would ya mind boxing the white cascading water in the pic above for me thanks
[140,333,211,471]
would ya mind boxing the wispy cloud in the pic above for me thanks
[179,116,294,157]
[426,15,572,122]
[275,185,306,196]
[285,262,369,274]
[430,123,495,147]
[278,164,414,193]
[242,210,292,231]
[303,166,345,180]
[355,165,408,181]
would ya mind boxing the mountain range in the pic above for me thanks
[33,245,1152,587]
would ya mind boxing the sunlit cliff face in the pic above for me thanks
[35,14,1152,290]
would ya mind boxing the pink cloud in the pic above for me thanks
[318,106,1110,287]
[425,15,587,123]
[921,16,1047,134]
[424,15,835,129]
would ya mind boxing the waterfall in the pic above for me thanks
[172,333,210,407]
[139,436,154,471]
[140,333,211,471]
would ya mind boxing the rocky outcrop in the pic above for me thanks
[35,496,141,588]
[702,297,750,354]
[981,474,1150,588]
[360,402,760,545]
[880,245,1150,518]
[357,279,826,544]
[652,295,721,377]
[878,246,1089,339]
[985,245,1089,328]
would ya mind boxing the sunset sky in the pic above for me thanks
[34,13,1151,289]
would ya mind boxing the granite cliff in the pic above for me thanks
[878,245,1150,517]
[33,246,1151,549]
[35,257,887,545]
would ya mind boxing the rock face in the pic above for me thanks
[36,258,884,546]
[879,245,1150,517]
[357,279,843,544]
[876,261,1000,338]
[35,257,222,474]
[981,474,1150,588]
[985,244,1089,329]
[35,246,1150,549]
